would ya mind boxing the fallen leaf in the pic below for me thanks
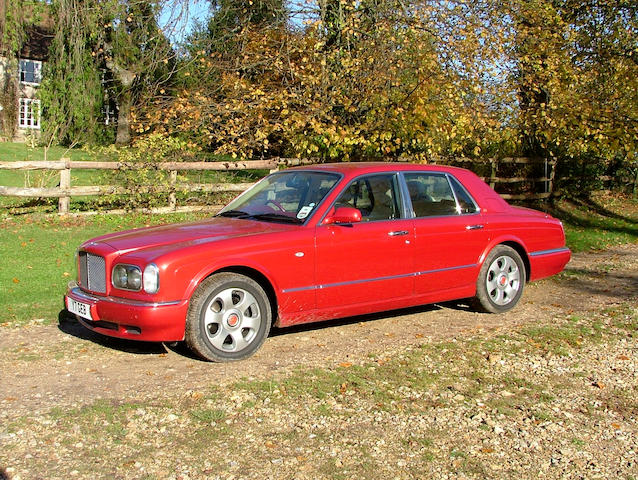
[617,355,630,361]
[339,362,352,368]
[611,423,621,430]
[340,382,347,394]
[415,333,424,338]
[592,381,605,389]
[12,278,19,284]
[481,447,494,453]
[265,440,276,449]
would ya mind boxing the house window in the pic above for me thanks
[104,103,118,126]
[19,59,42,85]
[19,98,41,129]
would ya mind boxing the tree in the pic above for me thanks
[40,0,179,145]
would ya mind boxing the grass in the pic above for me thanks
[541,193,638,251]
[0,212,210,326]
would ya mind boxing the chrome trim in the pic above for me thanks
[318,172,404,225]
[282,263,477,294]
[529,247,570,257]
[415,263,477,276]
[446,173,480,215]
[68,287,182,308]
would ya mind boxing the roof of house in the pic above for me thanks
[19,25,53,61]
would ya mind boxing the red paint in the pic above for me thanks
[65,163,571,342]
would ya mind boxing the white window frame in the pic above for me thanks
[19,59,43,85]
[19,98,41,129]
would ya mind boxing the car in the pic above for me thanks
[64,163,571,361]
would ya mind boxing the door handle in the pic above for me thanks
[388,230,409,236]
[465,224,484,230]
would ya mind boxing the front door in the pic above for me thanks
[315,174,415,310]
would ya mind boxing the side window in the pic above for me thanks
[405,173,457,217]
[449,176,479,214]
[335,174,400,221]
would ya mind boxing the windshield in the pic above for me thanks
[218,171,341,224]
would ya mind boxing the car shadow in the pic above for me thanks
[58,300,480,358]
[270,301,478,337]
[58,310,169,356]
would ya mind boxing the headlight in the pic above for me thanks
[143,264,160,294]
[112,264,142,291]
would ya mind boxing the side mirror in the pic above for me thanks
[323,206,362,225]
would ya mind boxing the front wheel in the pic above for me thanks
[185,273,272,362]
[474,245,526,313]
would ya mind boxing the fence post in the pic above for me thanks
[168,170,178,210]
[548,159,556,197]
[489,159,497,189]
[58,158,71,215]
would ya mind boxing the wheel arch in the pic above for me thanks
[498,241,531,282]
[204,265,279,326]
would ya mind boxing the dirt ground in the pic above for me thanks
[1,244,637,418]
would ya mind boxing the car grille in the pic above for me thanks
[79,252,107,293]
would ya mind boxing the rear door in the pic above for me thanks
[405,172,488,296]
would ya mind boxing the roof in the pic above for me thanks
[292,161,472,177]
[19,25,53,61]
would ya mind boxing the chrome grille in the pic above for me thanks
[79,252,106,293]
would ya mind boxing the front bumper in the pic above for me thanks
[64,286,189,342]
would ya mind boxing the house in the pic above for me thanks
[0,25,53,142]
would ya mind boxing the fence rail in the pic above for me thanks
[0,156,556,214]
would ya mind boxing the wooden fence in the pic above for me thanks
[0,156,556,215]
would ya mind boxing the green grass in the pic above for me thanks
[0,212,210,326]
[543,193,638,252]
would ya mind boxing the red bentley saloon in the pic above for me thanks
[65,163,571,361]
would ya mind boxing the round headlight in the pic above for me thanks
[112,264,142,291]
[128,268,142,290]
[143,263,160,294]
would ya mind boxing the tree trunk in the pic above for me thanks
[108,60,136,146]
[115,88,132,145]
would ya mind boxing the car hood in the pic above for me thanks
[83,217,296,254]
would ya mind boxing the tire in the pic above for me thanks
[474,245,526,313]
[185,273,272,362]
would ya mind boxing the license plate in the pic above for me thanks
[67,297,93,321]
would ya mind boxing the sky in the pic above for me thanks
[159,0,211,45]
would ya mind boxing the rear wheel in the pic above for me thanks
[185,273,271,362]
[475,245,525,313]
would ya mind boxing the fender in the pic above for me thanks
[181,256,282,304]
[478,234,531,274]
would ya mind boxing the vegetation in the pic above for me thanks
[3,1,635,183]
